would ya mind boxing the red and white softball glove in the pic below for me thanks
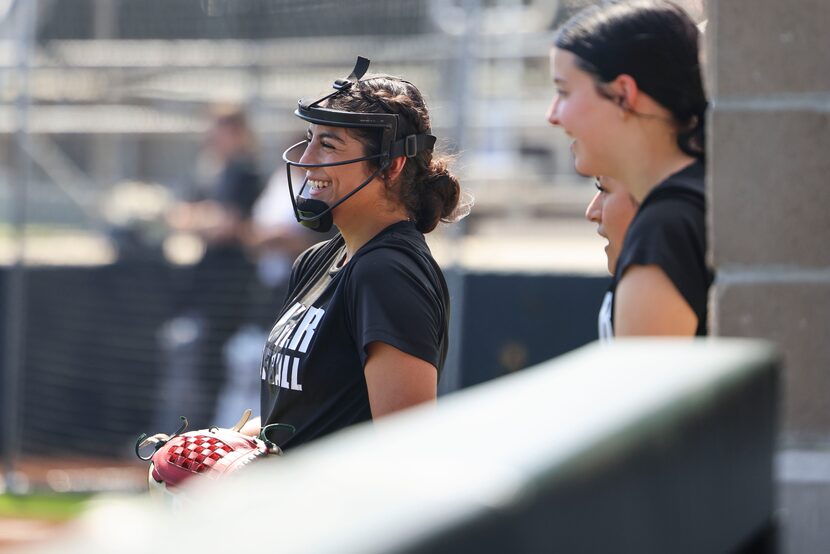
[135,409,292,499]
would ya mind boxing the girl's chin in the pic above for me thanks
[574,165,590,178]
[573,158,601,179]
[572,155,590,174]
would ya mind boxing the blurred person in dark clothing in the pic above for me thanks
[155,105,265,430]
[168,105,263,251]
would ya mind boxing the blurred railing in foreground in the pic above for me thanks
[43,339,777,554]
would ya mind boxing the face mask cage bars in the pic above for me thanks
[282,56,437,229]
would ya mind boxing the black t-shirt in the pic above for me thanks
[215,157,263,218]
[599,160,713,338]
[259,220,449,450]
[186,155,263,218]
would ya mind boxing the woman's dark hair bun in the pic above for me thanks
[412,157,462,233]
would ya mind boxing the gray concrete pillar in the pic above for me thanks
[708,0,830,444]
[707,0,830,551]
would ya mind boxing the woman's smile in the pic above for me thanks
[307,177,332,196]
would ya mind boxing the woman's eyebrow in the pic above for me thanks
[316,131,346,144]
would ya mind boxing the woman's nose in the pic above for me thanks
[585,191,602,223]
[546,97,561,126]
[297,140,317,165]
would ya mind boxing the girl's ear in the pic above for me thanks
[609,74,640,112]
[384,156,407,182]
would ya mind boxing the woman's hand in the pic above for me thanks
[239,415,262,438]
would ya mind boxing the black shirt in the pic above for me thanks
[599,160,713,338]
[214,157,263,218]
[260,221,449,450]
[187,156,263,218]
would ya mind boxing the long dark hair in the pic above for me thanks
[555,0,707,160]
[325,75,462,234]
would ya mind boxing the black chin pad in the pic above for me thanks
[295,196,334,233]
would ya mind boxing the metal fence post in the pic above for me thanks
[2,0,36,493]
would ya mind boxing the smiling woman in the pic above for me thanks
[585,176,639,339]
[585,176,639,277]
[240,58,466,450]
[548,0,712,339]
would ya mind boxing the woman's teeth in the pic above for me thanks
[309,179,330,190]
[308,179,331,191]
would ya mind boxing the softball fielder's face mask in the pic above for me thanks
[282,56,437,233]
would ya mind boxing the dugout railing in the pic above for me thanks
[47,338,778,554]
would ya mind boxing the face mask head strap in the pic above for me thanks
[296,56,400,159]
[295,56,438,160]
[307,56,371,109]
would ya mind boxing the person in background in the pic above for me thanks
[156,105,264,429]
[585,176,639,340]
[168,105,263,251]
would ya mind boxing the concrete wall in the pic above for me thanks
[707,0,830,551]
[708,0,829,445]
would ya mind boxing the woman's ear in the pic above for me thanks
[384,156,407,183]
[610,74,640,112]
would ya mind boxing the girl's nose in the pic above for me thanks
[585,191,603,223]
[546,97,561,126]
[297,141,316,165]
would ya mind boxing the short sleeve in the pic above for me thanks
[347,249,445,369]
[616,196,708,322]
